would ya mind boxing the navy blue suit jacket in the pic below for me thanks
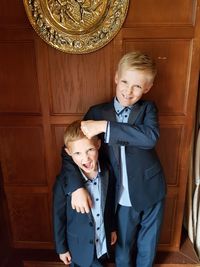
[53,160,116,267]
[61,99,166,212]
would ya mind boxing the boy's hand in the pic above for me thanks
[71,188,92,213]
[81,120,107,139]
[111,231,117,245]
[59,251,71,265]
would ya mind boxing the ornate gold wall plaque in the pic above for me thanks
[23,0,129,54]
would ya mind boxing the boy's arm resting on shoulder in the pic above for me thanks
[61,146,84,192]
[53,178,69,254]
[109,102,160,149]
[61,147,92,213]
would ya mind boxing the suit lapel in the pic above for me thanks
[128,101,143,125]
[100,165,109,213]
[102,101,116,121]
[102,101,120,163]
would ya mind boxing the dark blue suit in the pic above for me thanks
[53,161,116,267]
[61,99,166,267]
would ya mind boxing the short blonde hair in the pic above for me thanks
[64,120,98,147]
[118,51,157,79]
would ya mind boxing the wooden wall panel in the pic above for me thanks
[123,40,191,115]
[6,191,52,247]
[48,44,114,115]
[125,0,195,25]
[0,0,29,27]
[0,127,47,185]
[159,194,177,246]
[52,125,67,173]
[156,126,183,186]
[0,41,41,114]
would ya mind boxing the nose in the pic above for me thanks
[82,152,89,162]
[126,86,133,94]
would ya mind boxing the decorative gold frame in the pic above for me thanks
[23,0,129,54]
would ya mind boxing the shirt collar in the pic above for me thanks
[79,162,101,182]
[114,97,133,115]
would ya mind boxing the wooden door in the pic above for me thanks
[0,0,199,251]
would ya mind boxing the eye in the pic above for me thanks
[134,85,142,89]
[121,80,128,85]
[74,152,81,156]
[87,147,96,154]
[88,148,95,152]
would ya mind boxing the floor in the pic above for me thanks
[1,232,200,267]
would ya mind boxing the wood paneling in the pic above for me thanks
[125,0,195,25]
[48,44,114,114]
[157,126,183,186]
[0,127,47,185]
[51,125,67,173]
[159,194,177,246]
[6,191,52,247]
[0,0,29,27]
[0,41,41,114]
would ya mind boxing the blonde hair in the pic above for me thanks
[64,120,98,147]
[118,51,157,79]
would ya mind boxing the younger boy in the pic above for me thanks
[53,120,117,267]
[61,51,166,267]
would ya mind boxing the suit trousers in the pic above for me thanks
[70,250,105,267]
[115,200,164,267]
[70,259,103,267]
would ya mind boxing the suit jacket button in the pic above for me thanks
[89,240,94,244]
[89,222,93,227]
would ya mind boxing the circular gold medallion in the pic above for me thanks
[23,0,129,54]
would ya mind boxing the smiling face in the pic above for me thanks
[115,68,154,107]
[65,137,101,178]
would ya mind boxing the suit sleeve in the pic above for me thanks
[59,107,96,193]
[53,177,69,254]
[109,102,160,149]
[61,147,85,193]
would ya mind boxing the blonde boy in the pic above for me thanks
[61,52,166,267]
[53,120,116,267]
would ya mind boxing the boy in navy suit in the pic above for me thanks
[61,51,166,267]
[53,120,117,267]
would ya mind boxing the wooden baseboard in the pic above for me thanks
[23,261,200,267]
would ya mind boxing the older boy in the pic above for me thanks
[53,120,117,267]
[61,51,166,267]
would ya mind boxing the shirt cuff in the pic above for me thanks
[104,121,110,143]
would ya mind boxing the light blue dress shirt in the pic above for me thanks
[106,97,132,207]
[80,164,107,258]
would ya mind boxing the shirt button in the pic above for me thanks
[97,227,100,230]
[96,239,99,242]
[97,214,100,217]
[96,198,99,201]
[94,182,97,185]
[125,115,127,118]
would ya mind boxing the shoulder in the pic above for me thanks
[88,100,113,112]
[139,99,158,112]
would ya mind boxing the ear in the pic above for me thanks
[96,139,101,150]
[143,83,153,94]
[65,147,71,156]
[114,71,119,84]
